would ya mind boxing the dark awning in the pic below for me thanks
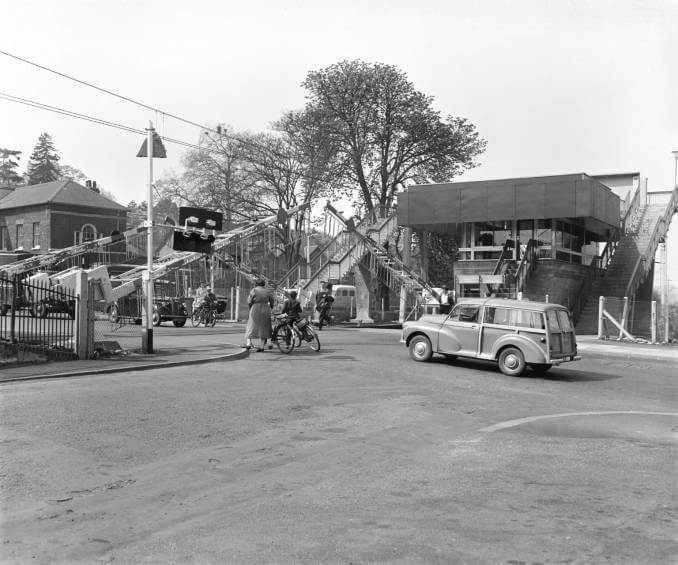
[397,173,620,239]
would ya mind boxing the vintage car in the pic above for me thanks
[401,297,580,376]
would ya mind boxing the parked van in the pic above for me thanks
[401,297,579,376]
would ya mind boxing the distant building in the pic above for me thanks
[0,179,127,266]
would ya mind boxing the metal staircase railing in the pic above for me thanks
[624,187,677,299]
[514,239,538,293]
[0,224,171,278]
[296,204,398,294]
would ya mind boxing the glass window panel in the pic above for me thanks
[547,311,560,331]
[557,310,573,331]
[450,304,480,322]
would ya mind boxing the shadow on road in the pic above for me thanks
[431,356,622,382]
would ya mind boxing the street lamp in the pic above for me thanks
[672,150,678,189]
[136,122,167,353]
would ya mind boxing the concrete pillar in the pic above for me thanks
[402,227,412,267]
[352,266,374,324]
[398,285,407,323]
[420,231,430,282]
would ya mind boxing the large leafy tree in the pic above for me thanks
[0,148,23,188]
[294,60,486,213]
[26,132,61,185]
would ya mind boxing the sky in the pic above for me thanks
[2,0,677,286]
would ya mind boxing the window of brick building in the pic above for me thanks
[15,222,24,249]
[81,223,96,243]
[0,225,9,250]
[32,222,41,249]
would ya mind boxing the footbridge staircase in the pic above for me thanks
[575,187,678,334]
[278,202,441,319]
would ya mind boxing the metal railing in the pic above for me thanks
[1,273,78,360]
[513,239,538,293]
[624,187,677,299]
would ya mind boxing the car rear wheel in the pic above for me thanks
[35,301,49,318]
[498,346,526,376]
[409,335,433,362]
[173,317,187,327]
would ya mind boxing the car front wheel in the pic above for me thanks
[409,335,433,362]
[498,346,526,376]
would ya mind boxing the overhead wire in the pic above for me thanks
[0,49,214,134]
[0,49,314,161]
[0,91,214,153]
[0,49,333,190]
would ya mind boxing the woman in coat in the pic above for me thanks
[245,279,274,351]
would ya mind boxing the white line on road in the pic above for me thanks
[479,411,678,433]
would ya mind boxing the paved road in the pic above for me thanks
[1,327,676,564]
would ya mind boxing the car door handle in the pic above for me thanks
[470,325,478,329]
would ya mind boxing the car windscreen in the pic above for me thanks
[449,303,480,323]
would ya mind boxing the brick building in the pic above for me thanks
[0,179,127,266]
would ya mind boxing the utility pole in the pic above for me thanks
[136,122,167,353]
[143,122,155,353]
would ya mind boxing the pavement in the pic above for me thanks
[0,325,676,383]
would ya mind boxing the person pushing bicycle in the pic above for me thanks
[281,291,310,339]
[315,283,334,330]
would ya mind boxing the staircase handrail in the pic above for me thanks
[597,238,617,272]
[492,239,514,275]
[623,187,677,298]
[622,183,641,234]
[0,224,157,277]
[354,204,396,234]
[299,206,398,292]
[514,239,538,292]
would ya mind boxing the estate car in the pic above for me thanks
[401,297,580,376]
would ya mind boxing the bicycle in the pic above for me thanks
[271,314,320,353]
[191,303,217,327]
[291,317,321,351]
[271,314,295,354]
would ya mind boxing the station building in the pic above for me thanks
[397,173,644,315]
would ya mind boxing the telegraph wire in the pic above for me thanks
[0,91,331,197]
[0,49,213,135]
[0,48,303,161]
[1,50,338,190]
[0,91,210,153]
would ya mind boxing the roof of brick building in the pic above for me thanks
[0,179,127,211]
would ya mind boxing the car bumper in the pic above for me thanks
[551,355,581,365]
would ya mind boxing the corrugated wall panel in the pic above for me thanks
[460,186,487,221]
[575,179,592,216]
[515,182,545,218]
[545,180,576,217]
[487,185,515,219]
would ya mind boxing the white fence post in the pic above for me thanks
[597,296,606,339]
[235,286,241,322]
[618,297,629,341]
[74,270,89,359]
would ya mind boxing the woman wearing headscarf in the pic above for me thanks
[244,279,274,351]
